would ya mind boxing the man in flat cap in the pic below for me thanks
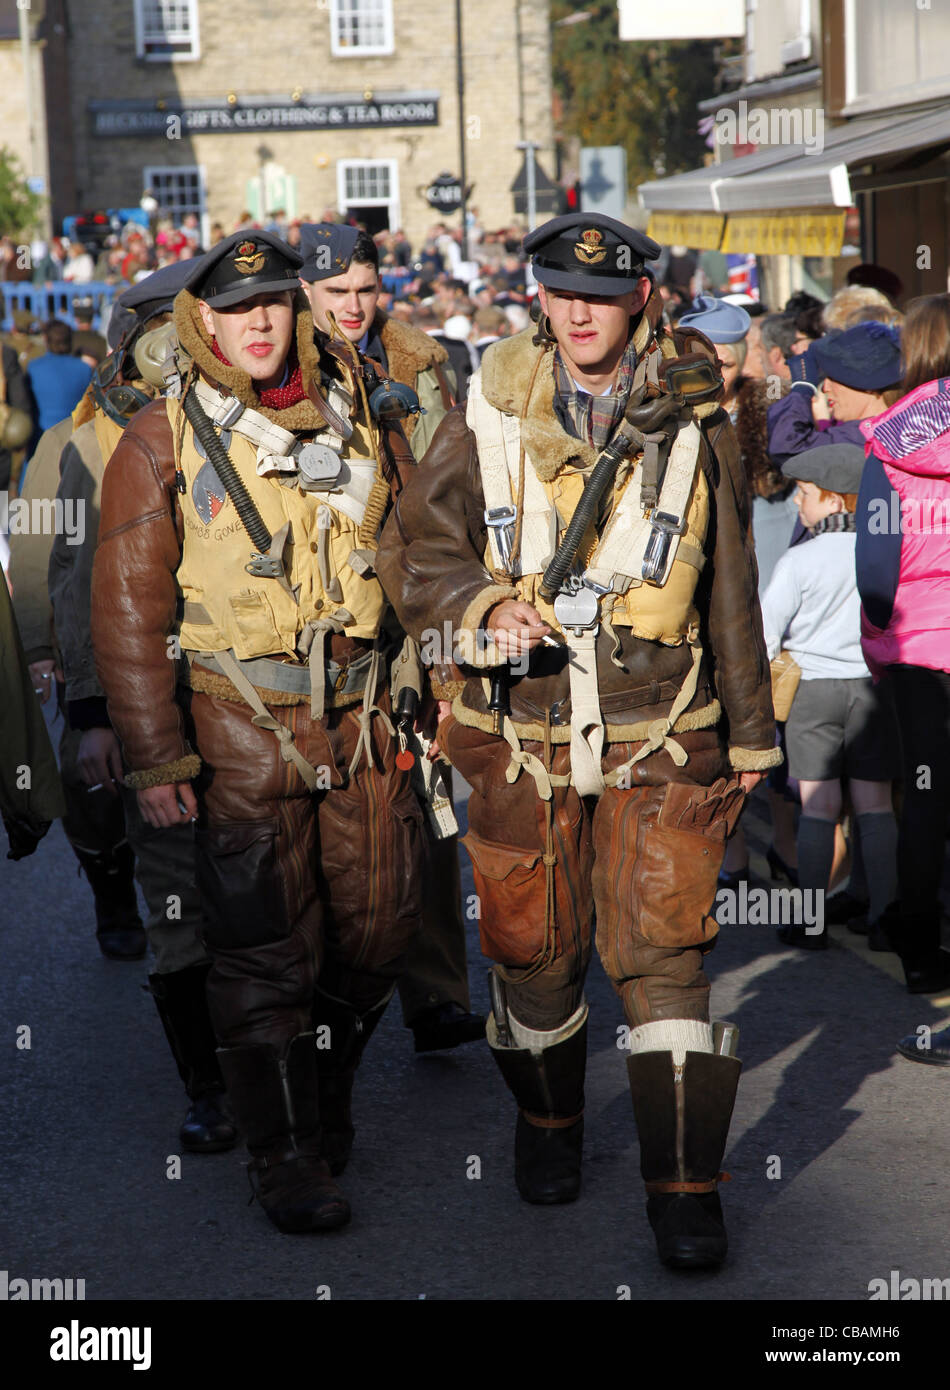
[377,211,780,1269]
[299,221,484,1056]
[91,230,424,1233]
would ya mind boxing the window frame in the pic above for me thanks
[329,0,394,58]
[134,0,201,63]
[143,164,208,246]
[336,158,401,231]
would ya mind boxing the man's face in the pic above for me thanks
[197,291,294,389]
[303,261,380,343]
[539,278,652,378]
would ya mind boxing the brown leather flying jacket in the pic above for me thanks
[91,291,414,789]
[376,311,781,786]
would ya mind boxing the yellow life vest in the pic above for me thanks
[170,397,388,660]
[506,461,709,647]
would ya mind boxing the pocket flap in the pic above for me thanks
[461,832,542,882]
[197,816,280,857]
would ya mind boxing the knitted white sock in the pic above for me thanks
[627,1018,713,1065]
[505,1000,588,1055]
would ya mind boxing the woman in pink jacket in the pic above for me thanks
[856,295,950,1033]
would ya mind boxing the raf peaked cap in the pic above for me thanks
[107,258,195,347]
[298,223,361,283]
[781,443,866,496]
[523,213,661,297]
[185,229,302,309]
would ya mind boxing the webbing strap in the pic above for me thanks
[586,418,703,592]
[212,648,323,792]
[566,628,606,798]
[466,368,554,577]
[295,607,354,719]
[346,644,395,780]
[316,504,344,605]
[603,630,704,784]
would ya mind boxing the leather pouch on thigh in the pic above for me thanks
[632,780,741,948]
[462,831,546,968]
[196,816,288,949]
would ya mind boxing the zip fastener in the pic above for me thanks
[673,1060,686,1183]
[279,1057,297,1149]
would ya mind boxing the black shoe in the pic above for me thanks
[904,951,950,995]
[515,1112,583,1204]
[717,865,749,890]
[868,920,894,952]
[827,890,869,927]
[777,923,828,950]
[180,1090,238,1153]
[647,1191,728,1270]
[411,1001,486,1053]
[96,924,147,960]
[896,1024,950,1066]
[766,847,799,886]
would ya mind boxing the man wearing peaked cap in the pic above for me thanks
[522,212,661,297]
[297,221,484,1056]
[182,227,302,309]
[377,211,779,1270]
[91,211,426,1234]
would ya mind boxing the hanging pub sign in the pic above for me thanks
[421,173,466,211]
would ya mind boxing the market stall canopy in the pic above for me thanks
[640,104,950,253]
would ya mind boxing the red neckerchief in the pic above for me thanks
[211,338,304,409]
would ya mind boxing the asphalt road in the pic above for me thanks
[3,716,950,1304]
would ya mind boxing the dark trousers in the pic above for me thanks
[888,665,950,917]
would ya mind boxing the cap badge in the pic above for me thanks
[574,228,607,265]
[233,241,266,275]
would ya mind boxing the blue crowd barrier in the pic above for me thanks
[1,281,123,332]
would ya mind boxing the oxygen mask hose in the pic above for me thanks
[537,389,683,604]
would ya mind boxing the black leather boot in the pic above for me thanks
[880,902,950,993]
[75,842,146,960]
[627,1045,741,1270]
[217,1034,350,1234]
[311,988,391,1176]
[148,964,237,1153]
[487,1000,587,1205]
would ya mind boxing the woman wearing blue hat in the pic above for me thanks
[768,320,904,463]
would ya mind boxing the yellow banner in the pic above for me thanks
[646,212,725,250]
[721,211,846,256]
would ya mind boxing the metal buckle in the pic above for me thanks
[484,505,517,571]
[214,397,245,430]
[641,511,687,584]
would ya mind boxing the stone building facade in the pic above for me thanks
[50,0,554,247]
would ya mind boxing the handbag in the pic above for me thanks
[770,649,801,722]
